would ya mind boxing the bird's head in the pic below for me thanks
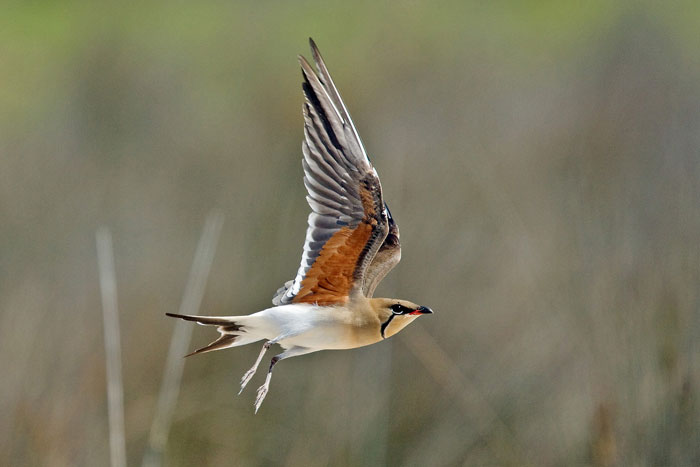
[371,298,433,339]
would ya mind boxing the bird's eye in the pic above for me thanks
[390,304,408,314]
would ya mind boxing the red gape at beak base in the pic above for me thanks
[408,306,433,315]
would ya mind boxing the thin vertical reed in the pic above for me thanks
[142,211,224,467]
[97,227,127,467]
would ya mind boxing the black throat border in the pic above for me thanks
[380,314,396,339]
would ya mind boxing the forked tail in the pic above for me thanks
[166,313,252,356]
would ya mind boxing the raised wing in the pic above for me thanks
[272,39,396,306]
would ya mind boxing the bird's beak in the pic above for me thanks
[414,306,433,315]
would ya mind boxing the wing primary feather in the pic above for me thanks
[302,178,354,216]
[300,65,346,150]
[303,104,351,173]
[308,38,370,165]
[303,142,358,198]
[303,99,356,173]
[301,159,352,207]
[303,138,356,196]
[302,152,346,195]
[305,149,360,201]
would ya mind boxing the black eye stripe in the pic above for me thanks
[390,304,412,314]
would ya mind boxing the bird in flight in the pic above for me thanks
[168,39,433,412]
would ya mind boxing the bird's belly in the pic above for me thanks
[280,323,378,350]
[258,304,380,350]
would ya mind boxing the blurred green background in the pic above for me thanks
[2,1,699,465]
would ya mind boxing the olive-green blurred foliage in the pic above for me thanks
[2,1,700,465]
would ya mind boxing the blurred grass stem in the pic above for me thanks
[142,210,224,467]
[96,228,127,467]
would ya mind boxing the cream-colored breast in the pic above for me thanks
[275,301,383,350]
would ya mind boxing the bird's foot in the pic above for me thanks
[239,341,273,395]
[254,373,272,413]
[238,367,257,395]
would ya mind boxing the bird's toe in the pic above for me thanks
[254,383,270,413]
[239,369,256,394]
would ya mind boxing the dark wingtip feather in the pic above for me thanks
[298,54,314,76]
[304,39,328,83]
[309,38,323,66]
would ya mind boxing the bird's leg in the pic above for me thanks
[254,356,279,413]
[239,340,275,394]
[254,346,315,413]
